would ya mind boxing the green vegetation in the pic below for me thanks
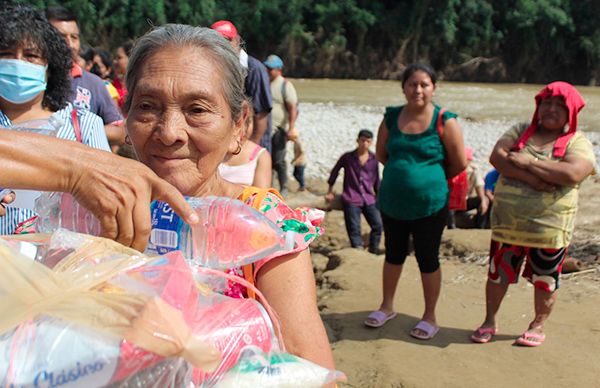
[17,0,600,84]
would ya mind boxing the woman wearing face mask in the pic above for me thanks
[0,4,110,234]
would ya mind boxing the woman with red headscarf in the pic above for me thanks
[471,82,596,346]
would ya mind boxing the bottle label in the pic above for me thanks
[149,201,183,254]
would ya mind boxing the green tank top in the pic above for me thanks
[377,105,457,220]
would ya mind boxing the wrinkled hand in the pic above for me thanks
[324,192,335,202]
[68,150,198,251]
[508,152,534,169]
[0,191,15,217]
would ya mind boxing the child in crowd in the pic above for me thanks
[290,130,307,191]
[218,105,272,188]
[482,168,499,228]
[326,129,382,254]
[447,147,489,229]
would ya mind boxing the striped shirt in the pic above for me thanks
[0,104,110,235]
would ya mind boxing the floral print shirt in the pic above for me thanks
[224,190,324,298]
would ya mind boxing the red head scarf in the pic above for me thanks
[513,81,585,158]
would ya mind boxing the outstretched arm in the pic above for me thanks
[0,131,198,250]
[250,112,269,144]
[286,101,298,135]
[325,156,344,201]
[475,184,489,214]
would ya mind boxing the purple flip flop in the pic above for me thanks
[410,320,439,340]
[364,310,397,328]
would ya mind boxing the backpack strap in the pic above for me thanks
[280,78,288,103]
[70,108,82,143]
[436,107,447,138]
[239,186,284,299]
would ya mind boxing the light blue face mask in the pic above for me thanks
[0,59,48,104]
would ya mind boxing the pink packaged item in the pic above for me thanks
[191,296,277,385]
[111,251,200,382]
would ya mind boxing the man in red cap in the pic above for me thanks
[211,20,273,154]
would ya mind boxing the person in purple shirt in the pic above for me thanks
[326,129,383,254]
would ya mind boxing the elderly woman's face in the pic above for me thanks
[538,96,568,131]
[126,46,243,195]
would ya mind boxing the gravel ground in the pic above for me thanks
[292,102,600,181]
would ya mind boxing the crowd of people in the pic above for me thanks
[0,3,597,385]
[323,65,595,346]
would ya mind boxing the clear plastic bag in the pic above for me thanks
[0,231,346,387]
[4,116,64,211]
[0,234,221,387]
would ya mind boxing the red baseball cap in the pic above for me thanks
[211,20,238,40]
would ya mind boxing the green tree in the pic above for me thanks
[10,0,600,83]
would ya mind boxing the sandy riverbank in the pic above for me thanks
[285,175,600,388]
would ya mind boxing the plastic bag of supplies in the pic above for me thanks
[0,231,345,387]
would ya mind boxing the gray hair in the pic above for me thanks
[124,24,247,122]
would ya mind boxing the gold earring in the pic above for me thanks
[233,141,242,155]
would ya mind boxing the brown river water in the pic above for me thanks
[294,79,600,132]
[289,79,599,178]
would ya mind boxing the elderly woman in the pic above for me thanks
[471,82,596,346]
[123,24,335,370]
[0,4,110,234]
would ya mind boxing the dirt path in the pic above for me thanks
[317,248,599,388]
[302,178,600,388]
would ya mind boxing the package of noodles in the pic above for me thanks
[0,232,222,387]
